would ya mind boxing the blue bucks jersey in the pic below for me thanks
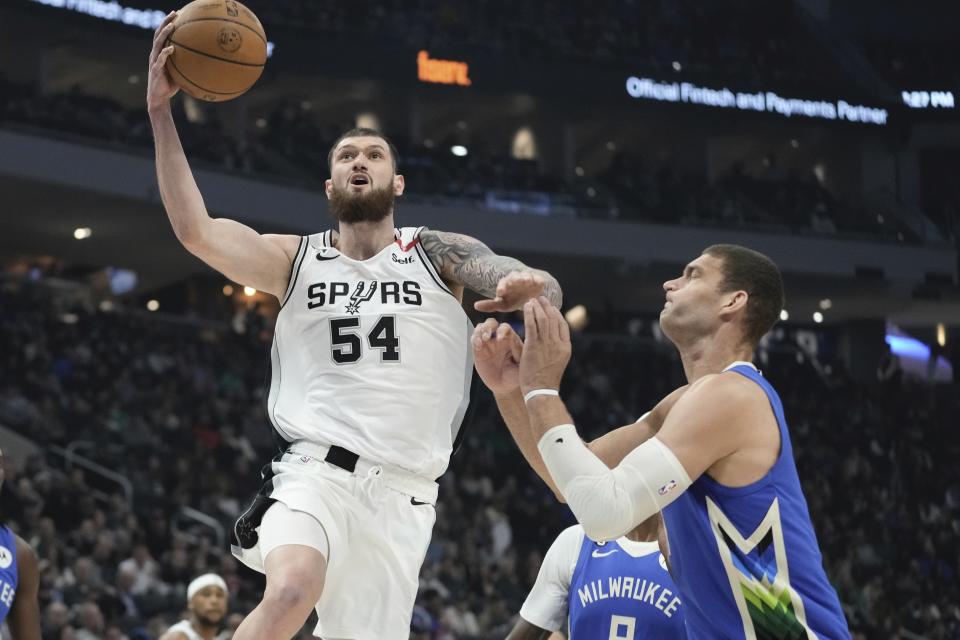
[0,526,18,625]
[662,364,849,639]
[569,536,686,639]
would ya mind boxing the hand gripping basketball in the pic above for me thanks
[147,11,180,111]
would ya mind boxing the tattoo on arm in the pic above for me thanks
[419,230,562,306]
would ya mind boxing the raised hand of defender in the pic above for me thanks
[147,11,180,111]
[519,296,571,395]
[471,318,524,395]
[474,270,546,312]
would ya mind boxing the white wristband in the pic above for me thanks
[523,388,559,403]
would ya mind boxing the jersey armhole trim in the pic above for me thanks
[279,236,308,309]
[413,241,457,297]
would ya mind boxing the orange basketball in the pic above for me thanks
[165,0,267,102]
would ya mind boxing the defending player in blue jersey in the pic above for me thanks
[473,244,850,639]
[507,515,685,639]
[0,448,41,640]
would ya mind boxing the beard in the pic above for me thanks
[328,183,395,224]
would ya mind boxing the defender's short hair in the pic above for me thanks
[703,244,785,346]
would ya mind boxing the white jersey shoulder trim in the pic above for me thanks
[408,227,456,297]
[279,236,309,308]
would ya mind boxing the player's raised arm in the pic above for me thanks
[517,297,759,541]
[146,11,298,299]
[472,318,688,502]
[418,230,562,311]
[471,318,563,499]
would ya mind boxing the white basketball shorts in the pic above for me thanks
[231,442,438,640]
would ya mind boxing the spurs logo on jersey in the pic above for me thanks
[345,281,377,314]
[267,227,474,480]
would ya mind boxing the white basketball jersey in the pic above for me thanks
[165,621,203,640]
[267,227,474,480]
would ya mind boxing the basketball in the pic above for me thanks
[165,0,267,102]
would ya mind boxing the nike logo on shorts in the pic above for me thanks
[592,548,619,558]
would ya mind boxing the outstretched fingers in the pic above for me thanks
[154,45,175,73]
[150,12,178,65]
[523,300,539,342]
[529,296,553,342]
[474,297,504,312]
[538,297,567,342]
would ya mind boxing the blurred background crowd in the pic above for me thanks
[1,279,957,638]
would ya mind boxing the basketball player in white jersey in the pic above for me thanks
[159,574,228,640]
[148,15,561,640]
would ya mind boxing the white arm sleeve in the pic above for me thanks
[537,425,692,542]
[518,526,583,632]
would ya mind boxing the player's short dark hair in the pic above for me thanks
[327,128,399,173]
[703,244,785,346]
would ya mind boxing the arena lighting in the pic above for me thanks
[812,311,824,324]
[564,305,589,331]
[886,332,954,381]
[73,227,92,240]
[146,299,159,311]
[356,112,381,131]
[243,286,256,296]
[937,323,946,347]
[819,298,832,310]
[98,300,114,312]
[886,334,928,360]
[625,76,888,125]
[223,284,234,296]
[29,0,275,56]
[779,309,789,321]
[511,127,537,160]
[107,267,137,295]
[450,145,468,157]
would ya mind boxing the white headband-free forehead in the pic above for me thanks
[187,573,228,601]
